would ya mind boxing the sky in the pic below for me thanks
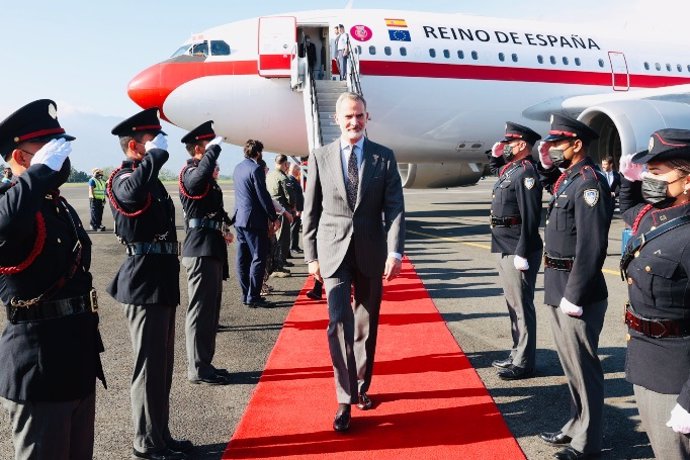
[0,0,677,174]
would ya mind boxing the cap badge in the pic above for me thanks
[583,189,599,207]
[550,114,555,124]
[648,136,655,152]
[48,103,57,120]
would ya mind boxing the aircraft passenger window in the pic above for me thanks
[575,57,581,66]
[550,56,556,65]
[369,46,376,55]
[537,55,544,64]
[471,51,478,60]
[678,64,683,72]
[644,62,650,70]
[498,52,505,62]
[511,53,518,62]
[356,46,362,54]
[210,40,230,56]
[655,63,661,71]
[598,59,605,68]
[562,57,569,65]
[443,49,450,59]
[666,63,672,71]
[191,41,209,57]
[400,47,407,56]
[687,65,690,72]
[457,50,464,59]
[384,46,392,56]
[429,49,436,58]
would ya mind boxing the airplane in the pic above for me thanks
[127,9,690,188]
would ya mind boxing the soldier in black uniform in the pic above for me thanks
[179,121,233,386]
[0,99,105,459]
[619,129,690,459]
[536,114,613,460]
[488,122,543,380]
[107,108,190,460]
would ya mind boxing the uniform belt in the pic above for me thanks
[125,241,180,256]
[625,304,690,338]
[188,218,223,231]
[7,289,98,324]
[490,216,522,227]
[544,254,574,272]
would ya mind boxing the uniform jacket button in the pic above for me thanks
[645,266,651,273]
[627,277,633,285]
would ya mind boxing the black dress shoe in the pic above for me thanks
[167,439,193,453]
[357,393,373,410]
[189,373,232,385]
[554,446,599,459]
[306,290,322,301]
[246,298,272,308]
[491,356,513,369]
[132,447,186,459]
[333,405,351,432]
[539,431,572,445]
[497,364,534,381]
[291,248,303,254]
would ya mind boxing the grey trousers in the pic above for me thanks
[276,214,291,265]
[547,298,607,454]
[495,250,541,369]
[182,256,223,380]
[324,252,383,404]
[1,392,96,460]
[634,384,690,459]
[125,303,176,453]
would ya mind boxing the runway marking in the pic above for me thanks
[407,229,622,278]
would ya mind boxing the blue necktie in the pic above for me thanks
[346,146,358,210]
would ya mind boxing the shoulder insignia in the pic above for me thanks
[118,172,132,182]
[583,188,599,207]
[524,177,536,189]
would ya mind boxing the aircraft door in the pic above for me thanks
[258,16,296,77]
[608,51,629,91]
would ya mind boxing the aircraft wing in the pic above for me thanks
[522,84,690,120]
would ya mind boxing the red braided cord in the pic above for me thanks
[0,212,46,275]
[106,166,152,218]
[631,204,654,235]
[178,165,210,200]
[553,172,568,195]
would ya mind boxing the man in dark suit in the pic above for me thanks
[302,92,405,432]
[287,163,304,253]
[232,139,280,308]
[600,156,621,198]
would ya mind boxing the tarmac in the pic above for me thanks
[0,179,652,460]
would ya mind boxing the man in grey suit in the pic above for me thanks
[302,92,405,432]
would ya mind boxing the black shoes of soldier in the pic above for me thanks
[333,404,351,432]
[189,372,232,386]
[554,446,599,459]
[167,438,193,453]
[357,393,373,410]
[306,290,323,301]
[539,431,572,445]
[491,356,513,369]
[497,364,534,380]
[132,447,186,460]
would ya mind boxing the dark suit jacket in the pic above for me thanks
[609,170,621,197]
[302,138,405,278]
[232,158,277,230]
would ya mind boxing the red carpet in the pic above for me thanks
[222,258,525,459]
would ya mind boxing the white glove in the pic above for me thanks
[513,255,529,271]
[538,141,554,169]
[619,155,646,182]
[666,403,690,434]
[144,133,168,152]
[30,138,71,172]
[207,136,224,147]
[491,142,503,158]
[559,297,583,317]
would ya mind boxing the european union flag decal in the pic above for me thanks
[388,29,411,41]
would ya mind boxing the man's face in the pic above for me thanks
[279,161,289,172]
[333,27,339,36]
[335,98,367,144]
[601,160,612,172]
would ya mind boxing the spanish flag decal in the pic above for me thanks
[385,18,408,28]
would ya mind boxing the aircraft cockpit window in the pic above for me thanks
[400,47,407,57]
[171,45,191,58]
[210,40,230,56]
[384,46,392,56]
[191,42,209,57]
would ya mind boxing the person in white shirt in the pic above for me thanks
[337,24,349,80]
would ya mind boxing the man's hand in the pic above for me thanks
[144,133,168,152]
[513,255,529,271]
[619,155,646,182]
[283,211,294,224]
[667,403,690,434]
[491,142,504,158]
[309,260,322,283]
[31,138,71,172]
[559,297,583,317]
[538,141,554,169]
[272,219,281,232]
[383,257,402,281]
[223,231,234,244]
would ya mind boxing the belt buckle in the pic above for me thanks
[89,289,99,313]
[647,319,666,339]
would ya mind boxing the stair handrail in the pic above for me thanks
[305,65,323,152]
[345,36,364,97]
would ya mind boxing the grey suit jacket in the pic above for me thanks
[302,138,405,278]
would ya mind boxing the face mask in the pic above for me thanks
[502,144,515,162]
[642,175,685,205]
[548,146,571,169]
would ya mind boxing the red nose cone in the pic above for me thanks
[128,64,168,114]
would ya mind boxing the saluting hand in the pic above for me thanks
[619,155,646,182]
[538,141,554,169]
[31,138,71,172]
[144,133,168,152]
[383,257,402,281]
[491,142,504,158]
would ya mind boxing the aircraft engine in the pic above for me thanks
[579,100,690,167]
[398,162,484,189]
